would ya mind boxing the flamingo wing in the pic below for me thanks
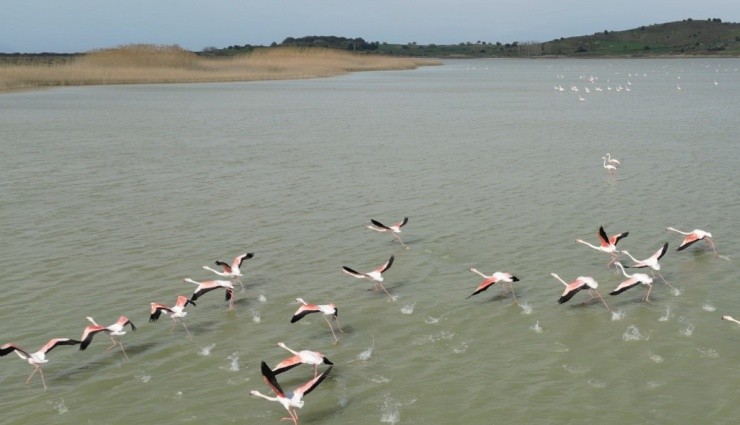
[291,305,319,323]
[0,344,28,358]
[651,242,669,261]
[191,284,221,301]
[80,325,107,350]
[295,365,333,398]
[41,338,80,354]
[677,234,701,251]
[215,261,233,273]
[610,231,629,246]
[341,266,365,279]
[609,278,641,295]
[260,361,285,397]
[149,304,173,322]
[598,226,610,247]
[466,277,497,298]
[234,252,254,268]
[376,256,394,274]
[272,355,304,375]
[370,219,390,230]
[395,217,409,228]
[558,283,588,304]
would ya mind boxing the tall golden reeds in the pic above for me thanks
[0,44,439,92]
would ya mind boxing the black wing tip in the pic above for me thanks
[512,276,520,282]
[323,357,333,365]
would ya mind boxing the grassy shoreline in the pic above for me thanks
[0,45,440,93]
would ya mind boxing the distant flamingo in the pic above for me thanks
[202,252,254,290]
[611,262,654,302]
[291,298,343,344]
[666,227,718,256]
[602,156,617,174]
[550,273,612,312]
[576,225,629,266]
[722,315,740,325]
[80,316,136,361]
[605,153,620,166]
[273,342,333,378]
[184,278,236,309]
[250,360,333,425]
[342,255,395,299]
[150,295,196,339]
[367,217,409,248]
[467,268,520,303]
[0,338,81,390]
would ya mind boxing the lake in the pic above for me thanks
[0,58,738,424]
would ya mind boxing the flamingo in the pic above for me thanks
[467,268,520,303]
[722,316,740,325]
[621,243,676,290]
[605,153,620,166]
[342,255,395,299]
[367,217,409,248]
[291,298,343,344]
[184,278,236,309]
[611,262,654,302]
[202,252,254,290]
[273,342,333,378]
[666,227,718,256]
[80,316,136,361]
[576,225,629,266]
[250,360,332,425]
[0,338,81,390]
[550,273,612,312]
[150,295,196,339]
[602,156,617,174]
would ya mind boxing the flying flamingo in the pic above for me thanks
[605,153,620,166]
[291,298,343,344]
[611,262,654,302]
[80,316,136,361]
[0,338,81,390]
[150,295,196,339]
[250,360,333,425]
[467,268,520,303]
[184,278,236,309]
[342,255,395,299]
[576,225,629,266]
[272,342,333,378]
[722,316,740,325]
[602,156,617,174]
[367,217,409,248]
[550,273,612,312]
[621,243,676,290]
[666,227,718,256]
[202,252,254,290]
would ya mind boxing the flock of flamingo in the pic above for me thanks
[0,161,733,424]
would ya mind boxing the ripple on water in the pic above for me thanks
[702,302,716,312]
[380,394,402,424]
[519,302,532,315]
[611,310,626,321]
[199,343,216,356]
[697,347,719,358]
[357,337,375,361]
[250,310,261,324]
[135,371,152,383]
[530,321,543,333]
[587,378,607,388]
[47,399,67,415]
[412,331,455,346]
[424,316,441,324]
[622,325,649,341]
[648,352,665,363]
[400,302,415,315]
[658,306,671,322]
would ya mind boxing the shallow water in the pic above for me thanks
[1,58,739,424]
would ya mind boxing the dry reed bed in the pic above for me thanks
[0,45,439,92]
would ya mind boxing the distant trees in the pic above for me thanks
[280,36,379,51]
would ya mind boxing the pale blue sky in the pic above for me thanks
[1,1,738,53]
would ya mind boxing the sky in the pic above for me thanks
[2,1,738,53]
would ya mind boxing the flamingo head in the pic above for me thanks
[295,298,307,305]
[249,390,260,397]
[276,342,286,348]
[721,315,734,321]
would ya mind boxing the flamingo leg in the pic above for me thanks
[394,233,408,249]
[105,335,119,351]
[378,282,394,300]
[333,315,344,333]
[594,290,613,313]
[228,289,236,310]
[323,315,339,344]
[236,278,245,292]
[508,282,520,305]
[119,342,130,362]
[707,239,718,256]
[643,283,653,302]
[180,320,193,340]
[653,270,676,290]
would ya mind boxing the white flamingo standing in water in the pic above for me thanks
[250,361,332,425]
[291,298,343,344]
[0,338,81,390]
[467,268,520,304]
[612,262,654,302]
[602,156,617,174]
[550,273,612,312]
[367,217,409,248]
[666,227,719,256]
[576,225,629,266]
[605,153,620,166]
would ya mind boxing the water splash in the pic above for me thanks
[530,321,543,333]
[47,399,67,415]
[452,339,470,354]
[611,310,625,321]
[622,325,649,341]
[412,331,455,346]
[380,394,402,424]
[227,351,240,372]
[400,302,415,315]
[424,316,440,324]
[199,343,216,356]
[718,255,731,261]
[250,310,261,324]
[258,294,267,304]
[135,371,152,383]
[648,352,664,363]
[658,306,671,322]
[702,302,716,312]
[679,324,695,336]
[671,287,682,296]
[646,380,667,389]
[357,336,375,361]
[370,375,390,384]
[549,341,570,353]
[587,378,607,388]
[697,347,719,358]
[519,302,532,315]
[562,363,589,374]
